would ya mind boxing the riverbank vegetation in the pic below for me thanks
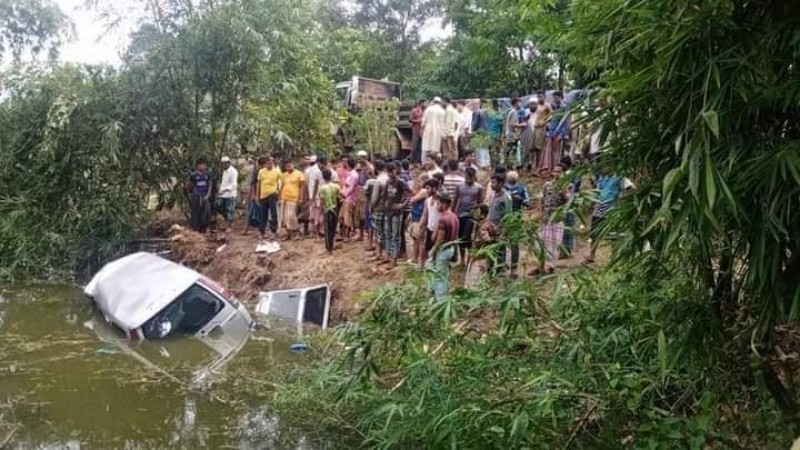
[274,0,800,447]
[274,263,791,448]
[1,0,800,447]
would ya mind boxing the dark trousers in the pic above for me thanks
[259,193,278,234]
[399,212,408,257]
[324,210,337,252]
[411,134,422,164]
[498,244,520,270]
[189,193,211,233]
[457,134,470,159]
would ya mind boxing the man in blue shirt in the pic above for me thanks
[587,165,621,263]
[540,91,569,172]
[187,158,213,234]
[502,170,529,277]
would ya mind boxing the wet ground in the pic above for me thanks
[0,284,326,449]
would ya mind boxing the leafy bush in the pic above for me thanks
[274,263,791,449]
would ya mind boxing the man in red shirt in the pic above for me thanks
[428,193,459,299]
[410,99,427,165]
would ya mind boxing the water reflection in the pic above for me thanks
[0,285,322,449]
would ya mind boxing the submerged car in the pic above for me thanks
[85,252,253,341]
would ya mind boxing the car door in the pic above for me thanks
[255,284,331,329]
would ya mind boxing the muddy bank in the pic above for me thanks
[167,222,404,323]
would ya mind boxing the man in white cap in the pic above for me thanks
[356,150,374,177]
[421,96,445,163]
[218,156,238,233]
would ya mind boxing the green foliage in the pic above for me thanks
[0,0,338,280]
[0,66,161,280]
[317,0,443,84]
[0,0,70,62]
[566,0,800,334]
[348,98,401,156]
[122,0,335,158]
[274,264,790,448]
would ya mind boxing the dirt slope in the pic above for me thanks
[168,221,403,322]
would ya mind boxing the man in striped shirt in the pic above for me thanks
[441,159,465,198]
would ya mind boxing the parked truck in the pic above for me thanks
[334,76,414,158]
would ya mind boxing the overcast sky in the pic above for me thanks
[54,0,450,66]
[55,0,143,66]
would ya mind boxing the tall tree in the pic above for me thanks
[566,0,800,422]
[350,0,442,82]
[0,0,70,62]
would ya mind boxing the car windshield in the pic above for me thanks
[142,284,223,340]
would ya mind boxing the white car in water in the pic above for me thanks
[85,252,253,341]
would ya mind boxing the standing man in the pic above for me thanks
[503,171,529,277]
[540,91,569,172]
[442,97,459,161]
[187,158,213,234]
[471,99,488,134]
[428,194,459,300]
[319,168,340,254]
[341,158,361,240]
[217,156,238,233]
[586,162,622,263]
[280,159,304,241]
[485,174,512,275]
[442,159,465,198]
[380,162,410,271]
[421,97,445,163]
[460,150,480,173]
[356,150,374,177]
[257,156,282,239]
[410,99,427,165]
[453,167,483,267]
[456,101,473,159]
[532,93,552,170]
[244,156,265,235]
[335,155,349,192]
[319,156,338,184]
[368,160,390,261]
[537,164,567,274]
[304,155,323,238]
[425,153,444,178]
[504,98,523,167]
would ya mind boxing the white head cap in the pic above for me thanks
[220,156,231,163]
[433,96,442,103]
[356,150,368,157]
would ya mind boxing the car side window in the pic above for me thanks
[142,285,223,339]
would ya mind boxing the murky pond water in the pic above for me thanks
[0,284,325,449]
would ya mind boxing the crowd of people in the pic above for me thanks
[185,138,625,299]
[408,91,599,174]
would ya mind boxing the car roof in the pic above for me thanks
[84,252,201,331]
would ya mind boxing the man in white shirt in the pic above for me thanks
[442,97,459,161]
[305,155,324,237]
[218,156,239,233]
[456,101,473,158]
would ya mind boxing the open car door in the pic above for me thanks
[255,285,331,330]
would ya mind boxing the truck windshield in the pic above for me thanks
[142,285,223,339]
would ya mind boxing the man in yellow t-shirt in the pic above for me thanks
[257,156,282,239]
[280,159,304,240]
